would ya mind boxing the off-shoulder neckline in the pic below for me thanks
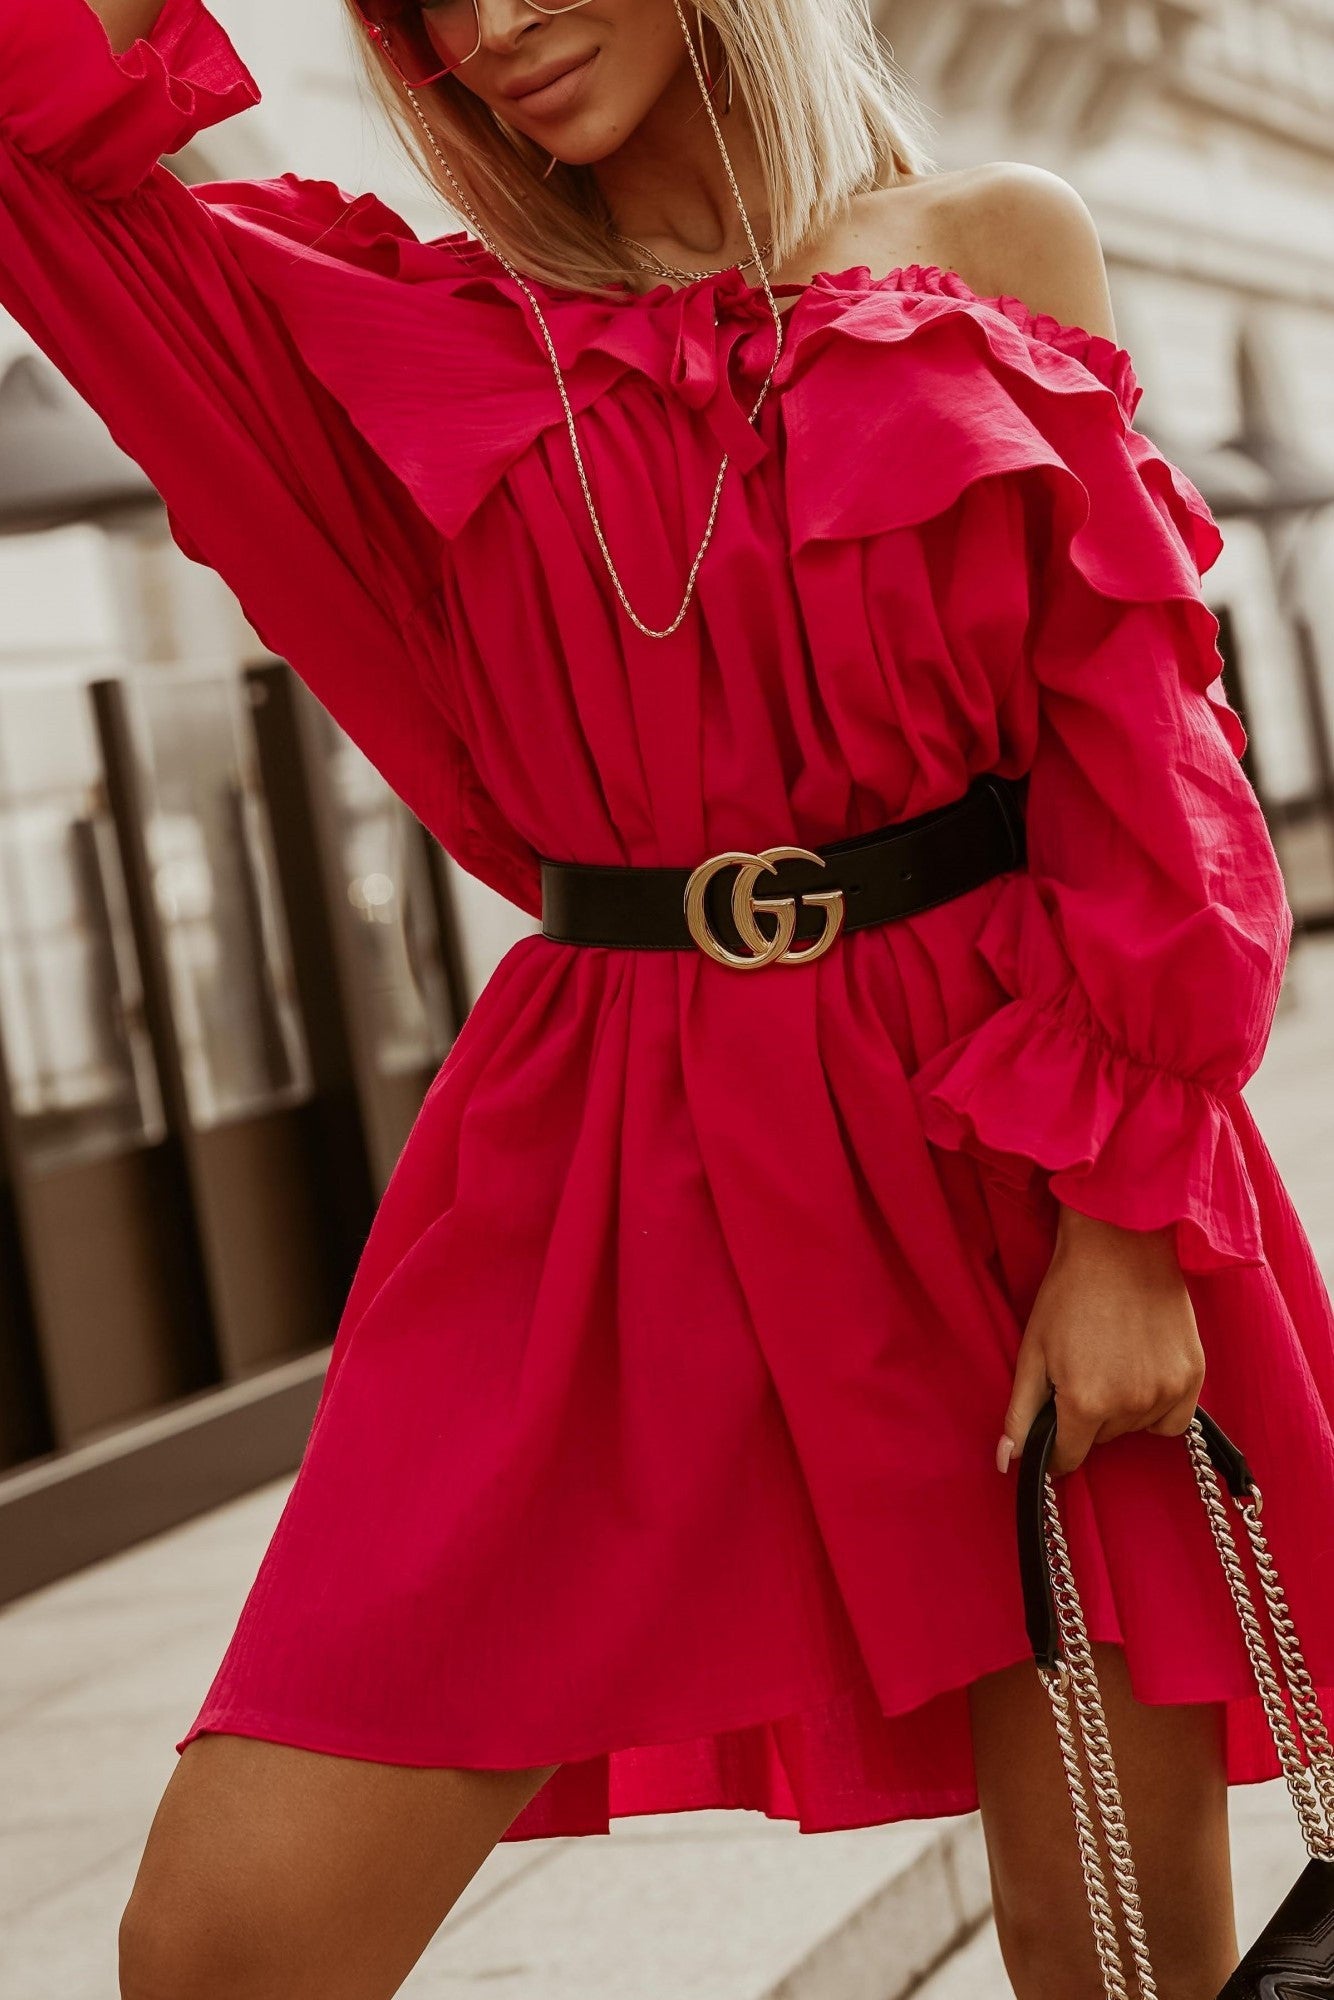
[432,235,1138,408]
[257,197,1135,404]
[441,236,1103,343]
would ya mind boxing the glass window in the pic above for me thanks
[0,677,165,1170]
[125,670,312,1128]
[317,712,456,1078]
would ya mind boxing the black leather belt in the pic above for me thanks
[538,772,1028,969]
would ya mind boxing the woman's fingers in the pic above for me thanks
[997,1335,1052,1473]
[1047,1394,1105,1477]
[997,1225,1205,1480]
[1146,1388,1203,1438]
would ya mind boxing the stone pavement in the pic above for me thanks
[2,934,1331,2000]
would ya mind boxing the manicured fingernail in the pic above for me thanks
[996,1436,1016,1474]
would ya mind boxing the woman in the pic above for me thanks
[2,0,1331,1994]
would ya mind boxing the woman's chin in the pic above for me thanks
[526,113,626,170]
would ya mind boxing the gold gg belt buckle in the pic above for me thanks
[682,845,846,969]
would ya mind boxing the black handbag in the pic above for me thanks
[1016,1389,1334,1996]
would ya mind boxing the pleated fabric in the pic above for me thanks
[5,0,1333,1840]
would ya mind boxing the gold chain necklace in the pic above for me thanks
[402,0,785,642]
[607,226,775,285]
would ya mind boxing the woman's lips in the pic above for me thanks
[508,49,599,118]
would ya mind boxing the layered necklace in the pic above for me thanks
[401,0,786,641]
[607,226,775,286]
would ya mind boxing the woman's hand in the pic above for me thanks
[997,1205,1206,1477]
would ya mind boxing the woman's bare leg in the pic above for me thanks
[968,1641,1239,2000]
[118,1734,559,2000]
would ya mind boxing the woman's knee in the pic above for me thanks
[116,1740,298,2000]
[118,1890,273,2000]
[116,1734,558,2000]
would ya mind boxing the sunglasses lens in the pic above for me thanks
[355,1,479,83]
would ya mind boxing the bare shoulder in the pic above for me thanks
[856,162,1120,342]
[941,163,1117,339]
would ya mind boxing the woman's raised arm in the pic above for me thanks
[0,0,543,914]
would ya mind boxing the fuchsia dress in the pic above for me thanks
[6,0,1334,1844]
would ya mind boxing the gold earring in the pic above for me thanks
[694,4,713,88]
[694,6,734,113]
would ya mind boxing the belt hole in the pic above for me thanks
[900,868,914,882]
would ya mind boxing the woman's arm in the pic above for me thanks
[0,0,450,828]
[85,0,167,56]
[921,167,1292,1477]
[995,172,1206,1476]
[0,0,542,913]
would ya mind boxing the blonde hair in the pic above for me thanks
[343,0,938,297]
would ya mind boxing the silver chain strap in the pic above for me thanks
[1042,1478,1160,1999]
[401,0,786,641]
[1039,1414,1334,2000]
[1241,1500,1334,1830]
[1182,1424,1334,1851]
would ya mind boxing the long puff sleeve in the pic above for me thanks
[910,414,1294,1276]
[0,0,542,916]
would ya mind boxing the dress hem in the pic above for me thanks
[173,1626,1304,1840]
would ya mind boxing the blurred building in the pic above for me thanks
[1,0,1332,1587]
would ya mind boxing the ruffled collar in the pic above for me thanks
[424,231,1142,416]
[401,236,1144,485]
[205,179,1146,536]
[224,180,1140,412]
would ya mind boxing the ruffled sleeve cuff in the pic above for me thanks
[0,0,259,198]
[908,881,1267,1276]
[910,985,1265,1275]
